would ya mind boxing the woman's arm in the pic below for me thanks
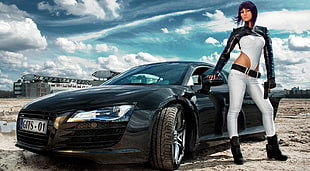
[263,27,276,88]
[208,29,239,79]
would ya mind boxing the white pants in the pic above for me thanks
[227,69,275,138]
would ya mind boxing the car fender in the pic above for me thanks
[149,89,200,152]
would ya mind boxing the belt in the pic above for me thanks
[231,64,261,78]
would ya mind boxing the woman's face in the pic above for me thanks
[240,8,252,22]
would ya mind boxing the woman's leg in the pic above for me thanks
[245,77,275,136]
[227,70,247,164]
[227,70,247,138]
[246,77,287,161]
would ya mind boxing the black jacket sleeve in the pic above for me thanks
[262,27,276,80]
[212,29,239,74]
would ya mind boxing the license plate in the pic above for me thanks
[20,118,48,134]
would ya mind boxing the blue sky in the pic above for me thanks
[0,0,309,91]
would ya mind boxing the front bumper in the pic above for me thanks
[16,141,146,164]
[16,109,159,164]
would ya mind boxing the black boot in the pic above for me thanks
[266,135,288,161]
[230,136,245,165]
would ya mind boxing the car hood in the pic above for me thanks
[22,85,186,113]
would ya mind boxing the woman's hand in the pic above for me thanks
[207,74,218,80]
[207,71,220,80]
[268,77,276,89]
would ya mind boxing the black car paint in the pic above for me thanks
[22,85,190,111]
[16,61,281,164]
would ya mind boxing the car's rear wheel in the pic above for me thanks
[150,104,186,170]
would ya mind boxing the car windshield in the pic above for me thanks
[103,63,190,85]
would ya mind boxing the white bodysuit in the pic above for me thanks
[239,35,265,69]
[227,34,275,138]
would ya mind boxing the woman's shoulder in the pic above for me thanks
[255,25,268,31]
[232,25,269,31]
[232,26,243,31]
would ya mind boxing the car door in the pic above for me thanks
[190,67,229,140]
[203,69,265,137]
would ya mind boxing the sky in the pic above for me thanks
[0,0,309,91]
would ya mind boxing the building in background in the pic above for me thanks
[13,70,119,98]
[284,87,310,98]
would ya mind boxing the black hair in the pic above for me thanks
[234,1,258,26]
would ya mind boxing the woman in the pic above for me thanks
[207,1,288,164]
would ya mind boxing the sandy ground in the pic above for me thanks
[0,98,309,171]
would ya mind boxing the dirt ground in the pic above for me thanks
[0,98,309,171]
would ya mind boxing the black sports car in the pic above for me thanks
[16,61,282,170]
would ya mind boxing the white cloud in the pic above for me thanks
[272,37,308,65]
[202,10,235,32]
[55,38,92,53]
[0,77,13,84]
[271,36,310,89]
[38,0,120,20]
[0,69,11,90]
[264,36,310,89]
[56,38,119,54]
[258,9,310,34]
[0,77,13,90]
[288,35,310,51]
[205,37,221,46]
[44,61,57,69]
[98,52,170,72]
[200,50,239,66]
[25,55,98,80]
[0,51,171,90]
[175,27,192,34]
[203,9,310,34]
[275,61,310,89]
[49,56,89,78]
[0,51,29,90]
[0,51,28,70]
[200,52,220,64]
[95,44,118,53]
[0,3,47,52]
[161,28,169,33]
[0,69,14,90]
[0,2,28,20]
[99,0,120,18]
[70,8,205,41]
[0,21,10,33]
[0,69,8,78]
[259,36,310,88]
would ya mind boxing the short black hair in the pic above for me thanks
[234,1,258,26]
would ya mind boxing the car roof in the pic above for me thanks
[142,61,214,68]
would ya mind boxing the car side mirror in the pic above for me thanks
[201,74,224,86]
[197,74,224,94]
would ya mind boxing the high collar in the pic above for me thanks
[244,22,253,29]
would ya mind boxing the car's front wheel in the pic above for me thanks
[150,104,186,170]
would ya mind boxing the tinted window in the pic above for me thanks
[103,63,190,85]
[202,67,228,83]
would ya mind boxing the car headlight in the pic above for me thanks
[67,105,134,122]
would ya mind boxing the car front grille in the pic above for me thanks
[16,111,56,147]
[56,121,128,149]
[17,111,129,150]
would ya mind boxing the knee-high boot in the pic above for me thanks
[230,136,245,164]
[266,134,288,161]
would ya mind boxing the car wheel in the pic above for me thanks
[150,104,186,170]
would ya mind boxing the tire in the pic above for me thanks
[150,104,186,170]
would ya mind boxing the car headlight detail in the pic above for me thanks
[54,114,69,129]
[67,105,134,122]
